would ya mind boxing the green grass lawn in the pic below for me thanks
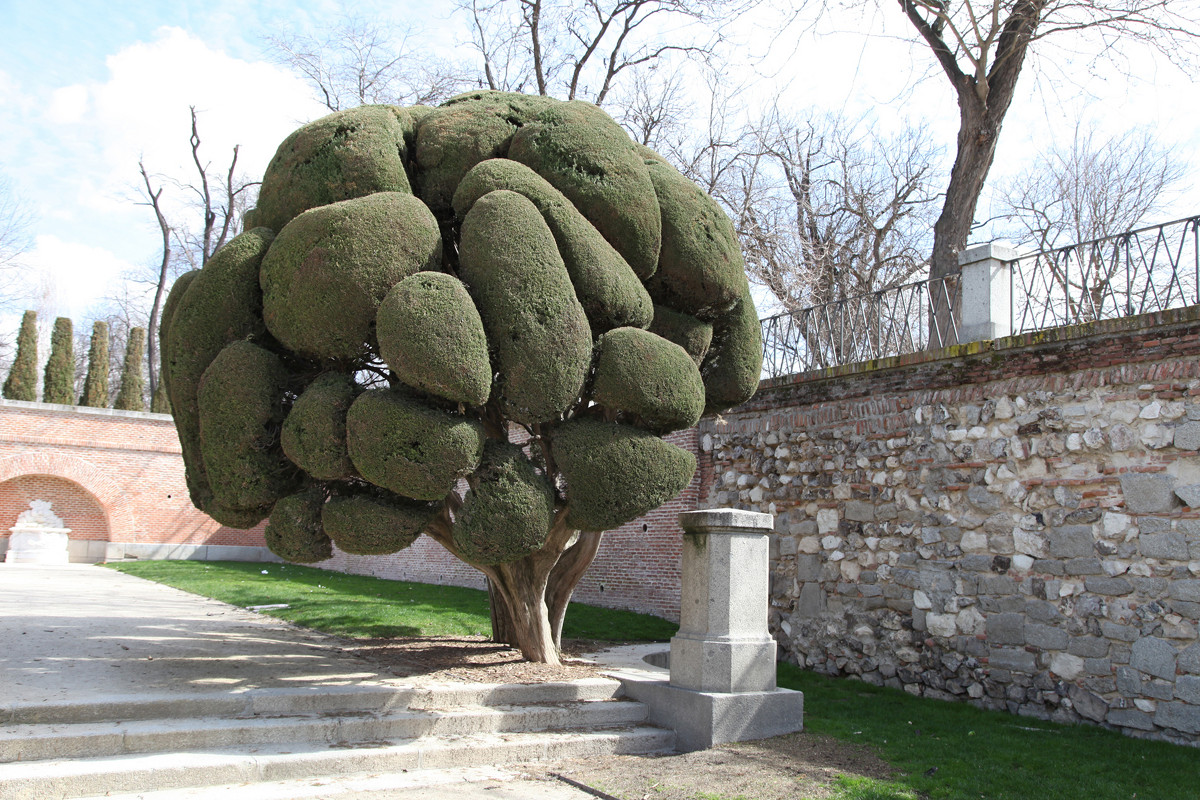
[105,560,677,642]
[108,560,1200,800]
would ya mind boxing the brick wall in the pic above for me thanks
[703,305,1200,745]
[0,400,265,561]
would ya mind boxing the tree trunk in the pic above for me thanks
[546,530,603,645]
[489,555,559,664]
[488,578,518,647]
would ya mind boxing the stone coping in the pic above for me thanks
[0,398,174,422]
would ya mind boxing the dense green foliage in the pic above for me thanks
[377,272,491,406]
[3,311,38,401]
[452,440,555,565]
[322,492,436,555]
[259,192,441,360]
[114,327,146,411]
[150,382,170,414]
[251,105,415,233]
[264,491,333,563]
[458,189,592,424]
[80,320,110,408]
[161,92,760,580]
[105,560,678,642]
[41,317,74,405]
[346,389,485,500]
[552,418,697,531]
[592,327,705,433]
[281,372,357,481]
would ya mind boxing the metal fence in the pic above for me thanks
[759,215,1200,381]
[759,276,958,379]
[1010,215,1200,333]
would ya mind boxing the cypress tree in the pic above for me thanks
[114,327,147,411]
[42,317,75,405]
[150,380,170,414]
[80,320,110,408]
[3,311,38,401]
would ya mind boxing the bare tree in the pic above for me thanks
[135,108,257,397]
[998,124,1186,322]
[463,0,739,105]
[268,16,474,111]
[999,124,1185,251]
[794,1,1200,339]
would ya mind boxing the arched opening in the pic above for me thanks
[0,475,110,562]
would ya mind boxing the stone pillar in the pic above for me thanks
[670,508,778,693]
[597,508,804,751]
[958,242,1017,343]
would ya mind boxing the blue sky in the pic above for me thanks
[1,0,1197,329]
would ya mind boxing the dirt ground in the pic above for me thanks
[340,635,897,800]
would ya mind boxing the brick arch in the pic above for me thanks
[0,453,136,542]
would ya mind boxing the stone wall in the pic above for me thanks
[701,306,1200,745]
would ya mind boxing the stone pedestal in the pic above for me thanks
[670,509,779,693]
[4,500,71,564]
[958,242,1016,343]
[602,508,804,751]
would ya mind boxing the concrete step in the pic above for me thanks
[0,699,649,762]
[0,726,675,800]
[1,678,625,726]
[73,765,590,800]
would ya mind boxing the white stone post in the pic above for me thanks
[957,242,1017,343]
[670,508,778,693]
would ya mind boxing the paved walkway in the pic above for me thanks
[0,563,600,799]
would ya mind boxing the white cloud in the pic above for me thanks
[21,235,142,322]
[47,85,89,125]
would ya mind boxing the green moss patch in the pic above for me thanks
[458,189,592,424]
[197,341,299,518]
[265,490,333,564]
[346,389,485,501]
[281,372,357,480]
[453,159,652,332]
[415,91,555,213]
[377,272,491,406]
[647,303,713,366]
[164,228,274,513]
[552,418,696,531]
[644,159,745,320]
[452,440,554,566]
[508,101,661,280]
[260,192,441,360]
[253,105,415,233]
[592,327,704,433]
[322,491,436,555]
[701,279,763,414]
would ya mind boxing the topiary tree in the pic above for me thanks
[80,320,110,408]
[114,327,146,411]
[162,93,763,663]
[42,317,75,405]
[3,311,38,402]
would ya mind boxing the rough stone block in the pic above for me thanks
[1084,576,1133,596]
[1131,637,1178,681]
[1169,580,1200,604]
[990,647,1037,673]
[1173,421,1200,451]
[844,500,875,522]
[1116,666,1142,695]
[794,554,821,583]
[1050,652,1085,680]
[1064,557,1103,575]
[1179,643,1200,675]
[1140,532,1189,560]
[1047,526,1094,558]
[987,612,1025,645]
[1068,685,1108,722]
[1068,636,1109,659]
[1119,473,1178,513]
[1025,623,1068,650]
[1107,707,1156,730]
[1155,702,1200,734]
[1175,675,1200,705]
[1175,484,1200,508]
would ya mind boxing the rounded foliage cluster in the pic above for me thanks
[161,93,761,566]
